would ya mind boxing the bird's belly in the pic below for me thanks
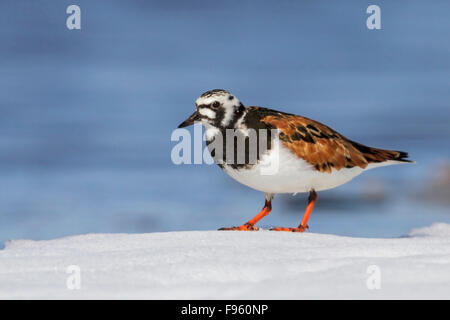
[223,143,364,194]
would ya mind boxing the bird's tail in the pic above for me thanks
[349,140,414,165]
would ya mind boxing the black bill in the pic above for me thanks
[178,111,200,128]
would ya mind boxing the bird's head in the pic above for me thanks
[178,89,246,129]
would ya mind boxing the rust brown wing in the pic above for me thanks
[259,111,411,173]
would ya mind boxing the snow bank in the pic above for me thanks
[1,223,450,299]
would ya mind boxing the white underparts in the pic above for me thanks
[223,141,403,194]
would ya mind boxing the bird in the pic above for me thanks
[178,89,413,232]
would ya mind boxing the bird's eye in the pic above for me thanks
[212,101,220,108]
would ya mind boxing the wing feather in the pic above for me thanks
[260,112,411,173]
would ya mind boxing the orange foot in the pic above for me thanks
[218,223,259,231]
[270,225,308,232]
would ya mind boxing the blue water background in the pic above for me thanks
[0,1,449,247]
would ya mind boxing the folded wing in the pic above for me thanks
[259,110,412,173]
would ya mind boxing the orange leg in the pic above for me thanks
[219,197,272,231]
[271,190,317,232]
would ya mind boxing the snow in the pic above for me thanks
[1,223,450,299]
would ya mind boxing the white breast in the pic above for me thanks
[223,141,366,194]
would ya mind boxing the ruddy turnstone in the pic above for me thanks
[178,89,413,232]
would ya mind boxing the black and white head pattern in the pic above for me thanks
[195,89,246,129]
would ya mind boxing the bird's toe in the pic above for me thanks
[218,223,259,231]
